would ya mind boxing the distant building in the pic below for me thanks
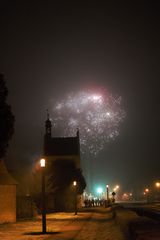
[0,160,17,223]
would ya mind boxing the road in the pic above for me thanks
[118,201,160,220]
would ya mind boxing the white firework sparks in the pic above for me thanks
[52,90,126,155]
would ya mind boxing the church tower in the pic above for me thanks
[45,110,52,138]
[42,112,84,211]
[44,110,52,155]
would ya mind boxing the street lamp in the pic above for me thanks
[145,188,149,193]
[155,182,160,188]
[114,185,120,191]
[155,182,160,201]
[144,188,149,202]
[97,187,103,195]
[73,181,77,215]
[106,185,109,201]
[40,158,46,234]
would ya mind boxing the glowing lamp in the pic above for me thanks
[40,158,46,233]
[40,158,46,168]
[97,187,103,194]
[73,181,77,186]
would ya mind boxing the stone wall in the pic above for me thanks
[0,185,16,223]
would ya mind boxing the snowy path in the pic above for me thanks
[73,208,124,240]
[0,207,125,240]
[46,208,125,240]
[2,206,160,239]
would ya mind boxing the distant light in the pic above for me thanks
[40,158,46,167]
[145,188,149,192]
[106,185,109,188]
[156,182,160,188]
[97,187,103,194]
[114,185,120,191]
[73,181,77,186]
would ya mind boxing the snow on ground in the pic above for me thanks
[0,206,160,239]
[115,206,160,240]
[0,207,124,240]
[73,208,124,240]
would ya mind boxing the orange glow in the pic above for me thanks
[156,182,160,188]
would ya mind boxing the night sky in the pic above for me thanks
[1,2,160,193]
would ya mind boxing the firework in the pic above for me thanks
[51,90,126,155]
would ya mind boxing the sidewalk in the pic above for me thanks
[0,208,124,240]
[0,212,90,240]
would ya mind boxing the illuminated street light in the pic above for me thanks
[97,187,103,194]
[40,158,46,234]
[144,188,150,202]
[73,181,77,186]
[155,182,160,201]
[155,182,160,188]
[40,158,45,167]
[145,188,149,193]
[113,185,120,192]
[73,181,77,215]
[106,185,109,201]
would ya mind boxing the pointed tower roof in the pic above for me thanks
[45,109,52,128]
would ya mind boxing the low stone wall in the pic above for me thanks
[0,185,16,223]
[114,205,160,240]
[114,206,138,239]
[16,196,38,219]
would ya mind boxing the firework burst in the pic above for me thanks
[51,90,126,155]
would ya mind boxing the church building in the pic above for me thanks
[43,113,81,168]
[43,113,82,211]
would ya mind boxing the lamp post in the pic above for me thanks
[106,185,109,201]
[144,188,149,202]
[155,182,160,201]
[40,158,46,234]
[73,181,77,215]
[155,182,160,188]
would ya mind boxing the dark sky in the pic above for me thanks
[1,1,160,193]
